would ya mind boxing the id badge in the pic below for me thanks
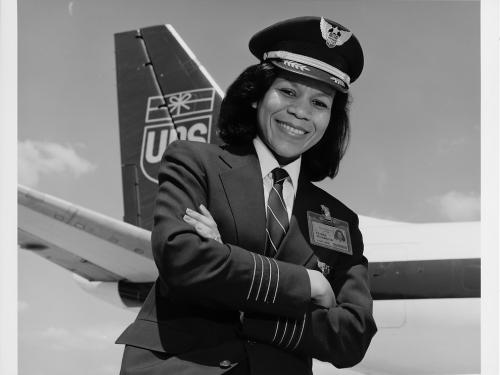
[307,209,353,256]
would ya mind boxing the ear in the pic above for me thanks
[251,102,257,109]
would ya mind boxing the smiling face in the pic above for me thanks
[256,73,336,165]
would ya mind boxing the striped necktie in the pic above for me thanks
[265,168,289,257]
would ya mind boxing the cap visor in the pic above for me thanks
[270,60,348,93]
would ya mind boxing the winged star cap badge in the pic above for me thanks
[320,17,352,48]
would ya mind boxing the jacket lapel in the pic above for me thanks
[218,145,267,253]
[218,147,317,265]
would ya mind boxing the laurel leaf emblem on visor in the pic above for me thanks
[320,18,352,48]
[283,60,310,72]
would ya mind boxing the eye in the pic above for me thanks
[312,99,330,109]
[278,88,296,97]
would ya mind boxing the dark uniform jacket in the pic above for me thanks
[116,140,377,374]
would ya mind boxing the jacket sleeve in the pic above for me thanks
[152,141,311,319]
[239,215,377,368]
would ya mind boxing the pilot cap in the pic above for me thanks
[249,16,364,93]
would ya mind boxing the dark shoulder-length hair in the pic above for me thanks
[217,62,351,182]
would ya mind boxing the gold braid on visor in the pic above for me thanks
[263,50,351,86]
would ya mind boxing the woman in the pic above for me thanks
[117,16,377,375]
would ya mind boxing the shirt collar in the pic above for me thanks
[252,137,301,192]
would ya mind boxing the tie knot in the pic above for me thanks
[272,168,288,185]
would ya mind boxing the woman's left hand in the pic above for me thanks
[183,204,222,243]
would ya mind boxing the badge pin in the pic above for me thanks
[320,18,352,48]
[317,259,331,276]
[320,204,331,220]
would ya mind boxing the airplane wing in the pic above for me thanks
[18,184,157,283]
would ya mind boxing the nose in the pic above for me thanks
[287,96,311,120]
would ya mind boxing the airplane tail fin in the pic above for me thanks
[114,24,223,230]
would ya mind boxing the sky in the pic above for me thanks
[15,1,481,375]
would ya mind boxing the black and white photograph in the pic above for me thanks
[2,0,497,374]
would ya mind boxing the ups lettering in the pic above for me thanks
[144,123,208,164]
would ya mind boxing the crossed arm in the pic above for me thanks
[182,204,376,367]
[183,205,336,309]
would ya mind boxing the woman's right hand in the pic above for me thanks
[306,269,336,308]
[183,204,222,243]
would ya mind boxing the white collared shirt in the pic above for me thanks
[252,137,301,220]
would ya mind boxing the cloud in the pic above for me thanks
[96,364,120,375]
[364,210,398,221]
[23,324,125,352]
[68,1,75,16]
[436,136,467,154]
[432,191,480,221]
[18,140,96,187]
[374,167,388,194]
[18,324,124,375]
[40,327,70,341]
[18,300,29,313]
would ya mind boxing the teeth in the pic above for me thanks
[277,121,305,135]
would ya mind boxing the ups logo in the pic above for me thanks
[140,88,215,183]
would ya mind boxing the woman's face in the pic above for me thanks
[256,74,335,165]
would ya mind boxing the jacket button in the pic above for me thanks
[219,360,232,369]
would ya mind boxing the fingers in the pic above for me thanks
[183,214,212,236]
[198,204,213,219]
[182,214,197,226]
[185,206,215,228]
[182,205,222,243]
[307,269,336,308]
